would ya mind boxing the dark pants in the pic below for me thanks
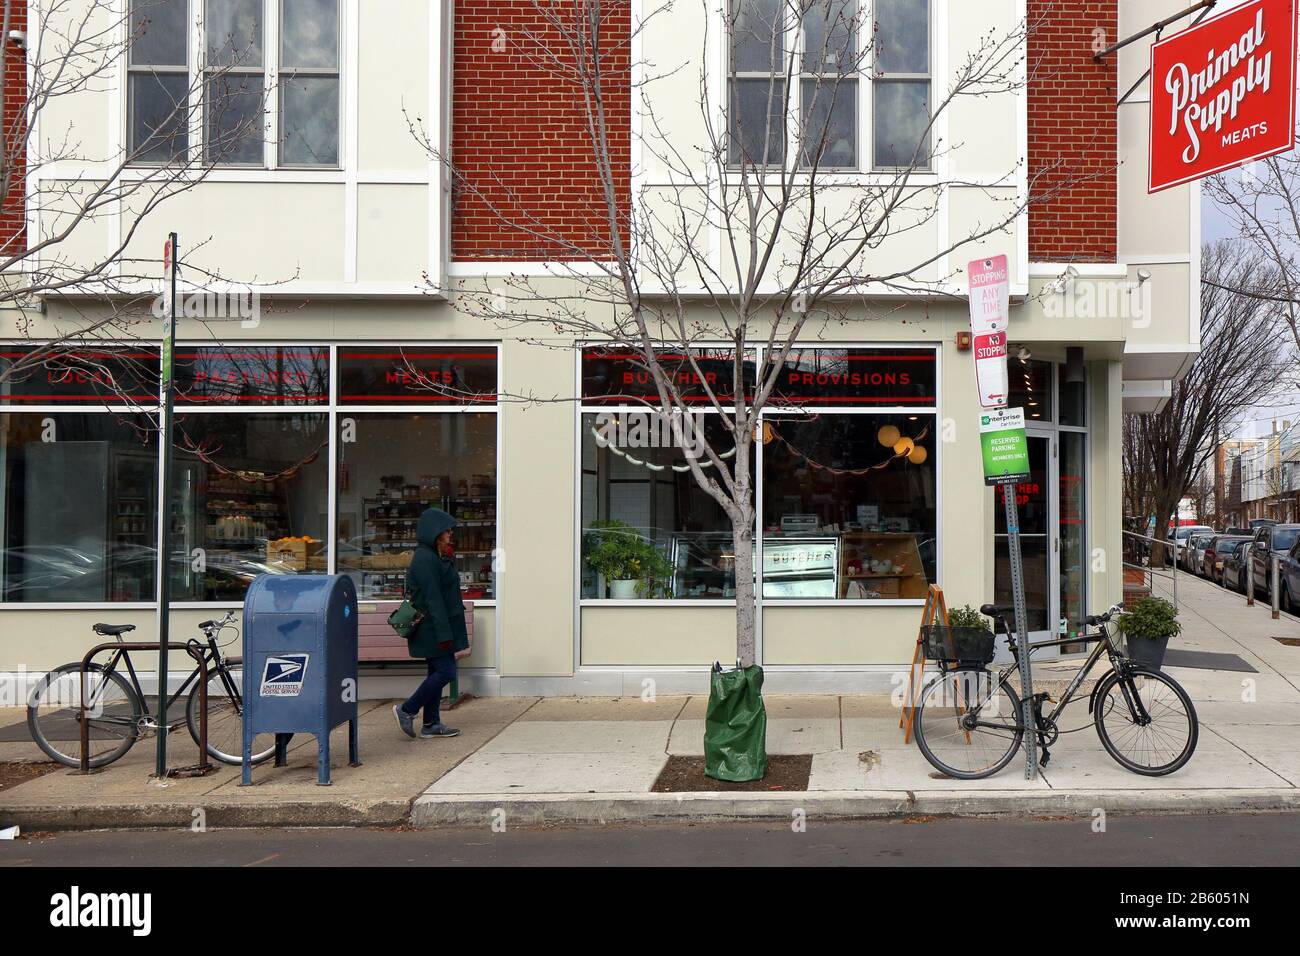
[401,655,457,726]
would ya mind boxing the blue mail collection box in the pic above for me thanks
[241,573,360,786]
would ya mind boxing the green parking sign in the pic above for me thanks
[979,407,1030,485]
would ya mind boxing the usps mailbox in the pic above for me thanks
[241,573,360,786]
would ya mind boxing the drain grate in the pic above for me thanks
[1272,637,1300,647]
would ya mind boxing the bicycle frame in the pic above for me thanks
[946,618,1150,735]
[82,634,239,732]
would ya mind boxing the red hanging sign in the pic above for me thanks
[1149,0,1298,193]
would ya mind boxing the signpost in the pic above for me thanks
[154,233,178,778]
[1149,0,1298,192]
[969,256,1038,779]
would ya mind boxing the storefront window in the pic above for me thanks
[768,347,937,407]
[581,348,757,406]
[1,413,159,602]
[0,346,160,406]
[580,412,746,599]
[339,347,497,404]
[1008,355,1051,422]
[0,342,502,606]
[336,413,497,601]
[170,412,330,601]
[762,412,937,599]
[175,346,329,405]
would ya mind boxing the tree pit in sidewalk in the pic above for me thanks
[0,761,59,792]
[652,754,812,792]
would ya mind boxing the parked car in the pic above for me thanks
[1249,523,1300,597]
[1156,524,1211,568]
[1222,540,1252,594]
[1190,533,1217,575]
[1278,540,1300,613]
[1207,535,1252,583]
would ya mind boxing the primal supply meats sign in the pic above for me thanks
[1149,0,1298,192]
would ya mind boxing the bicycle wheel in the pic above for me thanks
[1094,666,1198,776]
[27,663,142,769]
[185,662,277,766]
[913,669,1024,779]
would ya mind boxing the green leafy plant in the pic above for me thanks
[947,604,993,632]
[1118,596,1181,641]
[582,520,674,597]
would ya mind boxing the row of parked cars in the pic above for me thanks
[1175,520,1300,610]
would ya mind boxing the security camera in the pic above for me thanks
[7,30,25,49]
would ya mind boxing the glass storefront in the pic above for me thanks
[579,345,939,603]
[0,344,498,605]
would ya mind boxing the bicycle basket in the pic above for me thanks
[920,625,996,667]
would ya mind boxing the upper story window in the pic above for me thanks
[128,0,191,162]
[873,0,930,169]
[726,0,931,172]
[127,0,341,168]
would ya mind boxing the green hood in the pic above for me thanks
[416,508,458,550]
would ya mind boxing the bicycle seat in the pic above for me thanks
[979,604,1013,618]
[93,623,137,636]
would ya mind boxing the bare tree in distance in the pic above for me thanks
[1130,241,1286,565]
[410,0,1106,667]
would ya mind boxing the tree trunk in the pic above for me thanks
[731,439,757,667]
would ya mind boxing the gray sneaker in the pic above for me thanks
[419,723,460,738]
[393,704,417,739]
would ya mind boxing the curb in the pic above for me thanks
[0,799,412,831]
[409,788,1300,826]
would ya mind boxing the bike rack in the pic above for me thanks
[77,641,213,776]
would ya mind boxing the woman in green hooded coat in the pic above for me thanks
[393,507,470,739]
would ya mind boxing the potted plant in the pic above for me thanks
[1118,596,1180,669]
[582,521,674,598]
[921,604,996,668]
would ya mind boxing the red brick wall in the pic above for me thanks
[451,0,631,261]
[0,0,24,258]
[1027,0,1117,262]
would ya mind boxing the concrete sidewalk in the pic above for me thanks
[2,571,1299,829]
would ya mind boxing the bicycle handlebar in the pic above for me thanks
[198,610,237,633]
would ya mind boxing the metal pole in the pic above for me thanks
[1093,0,1216,61]
[154,233,178,779]
[1172,535,1178,611]
[1271,554,1281,620]
[1002,486,1037,779]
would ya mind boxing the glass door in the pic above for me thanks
[993,432,1058,661]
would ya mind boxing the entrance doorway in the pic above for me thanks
[991,358,1089,660]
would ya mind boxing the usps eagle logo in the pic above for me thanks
[259,654,310,697]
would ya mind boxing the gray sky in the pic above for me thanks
[1191,0,1298,438]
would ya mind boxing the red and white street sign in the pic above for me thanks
[968,255,1010,409]
[1149,0,1298,193]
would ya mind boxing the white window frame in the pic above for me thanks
[125,0,345,170]
[573,342,941,607]
[724,0,936,175]
[0,341,501,609]
[870,0,933,172]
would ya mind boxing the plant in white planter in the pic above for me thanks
[1118,596,1180,669]
[582,520,673,599]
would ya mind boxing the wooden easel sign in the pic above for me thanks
[899,584,949,743]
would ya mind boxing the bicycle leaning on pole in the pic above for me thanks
[26,610,278,769]
[911,603,1199,779]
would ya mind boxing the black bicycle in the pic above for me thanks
[912,603,1199,779]
[26,611,277,769]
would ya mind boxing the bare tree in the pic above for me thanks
[0,0,271,393]
[411,0,1095,668]
[1131,242,1286,564]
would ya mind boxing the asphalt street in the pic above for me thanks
[2,813,1297,866]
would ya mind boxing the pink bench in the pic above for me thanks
[358,600,474,662]
[359,600,474,702]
